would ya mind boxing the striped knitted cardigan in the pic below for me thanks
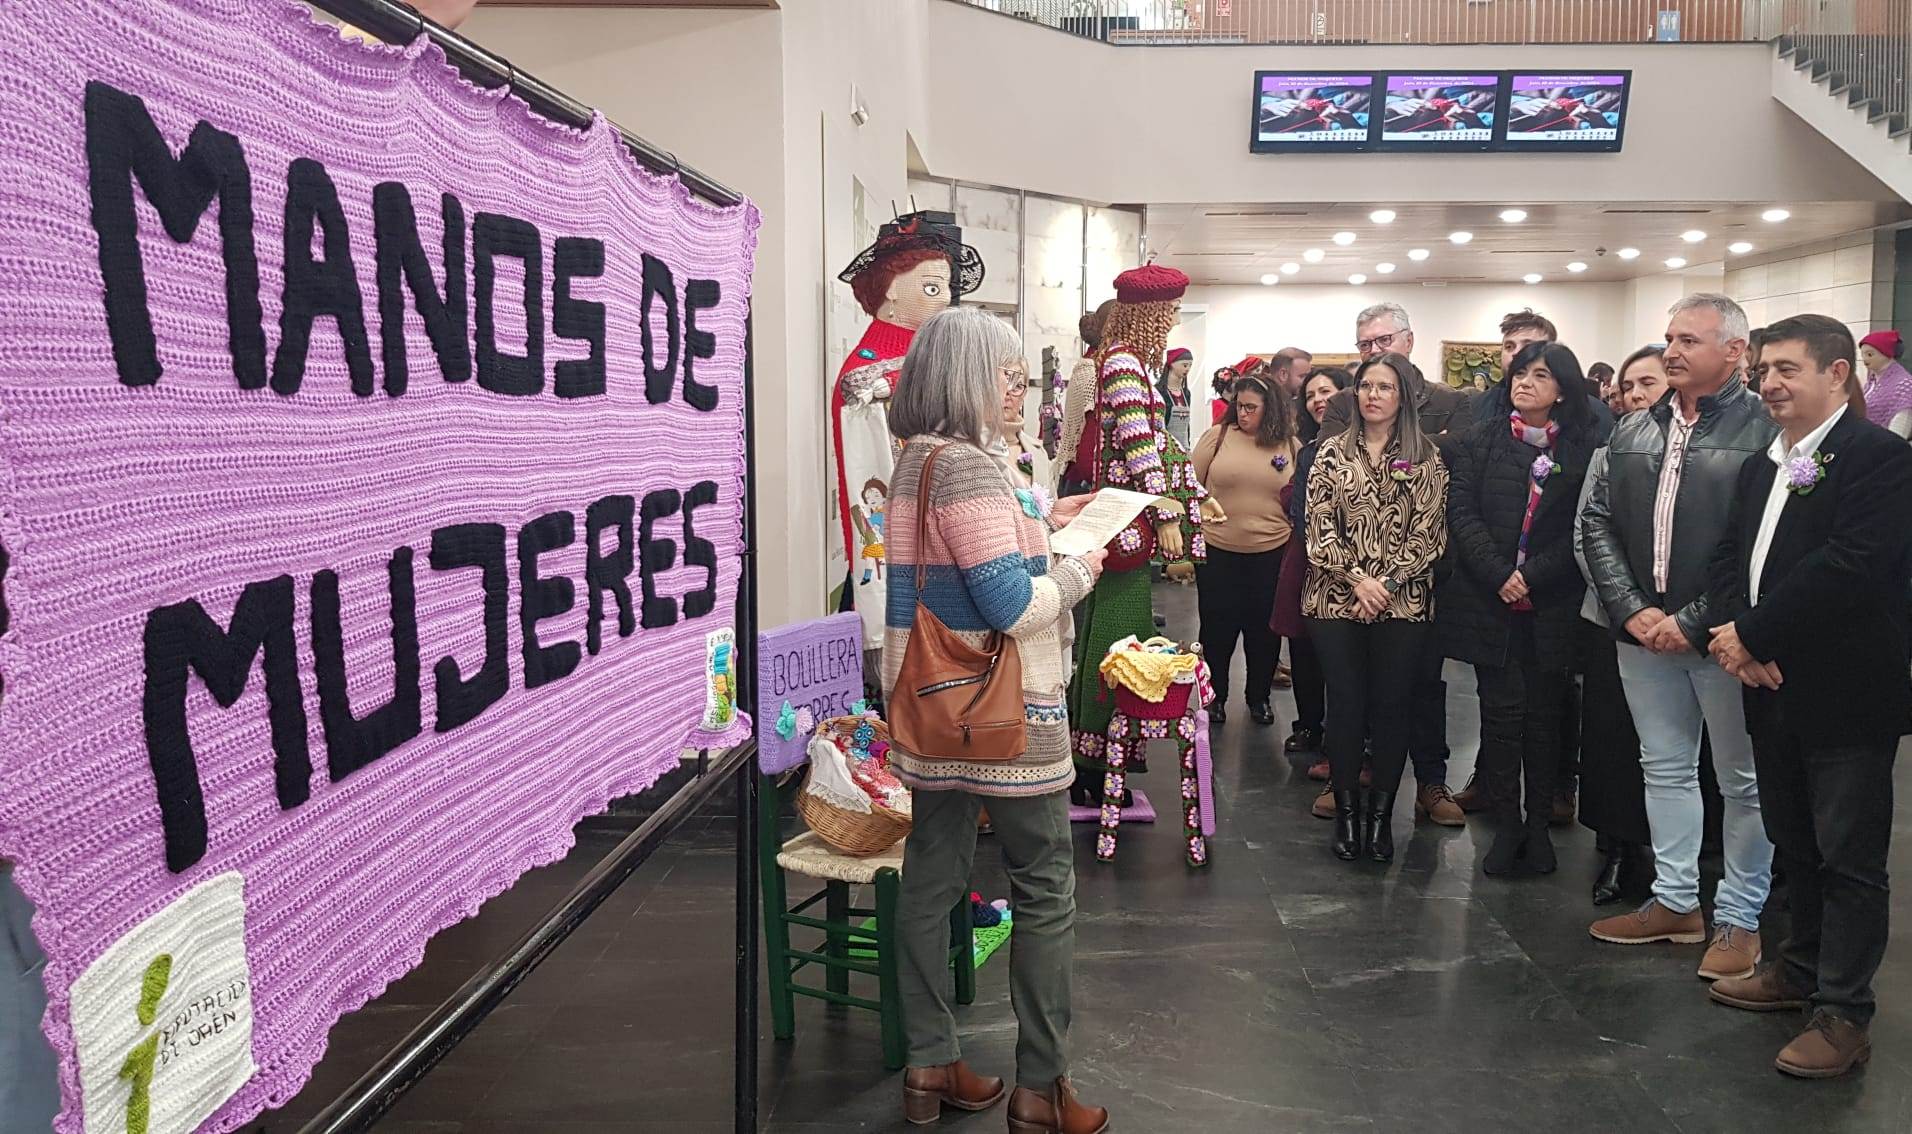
[883,436,1095,796]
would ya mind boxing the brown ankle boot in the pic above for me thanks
[1007,1077,1109,1134]
[902,1060,1005,1124]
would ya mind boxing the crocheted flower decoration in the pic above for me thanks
[1784,452,1833,496]
[848,698,867,716]
[794,707,816,736]
[1271,453,1289,471]
[774,701,799,740]
[1014,487,1053,520]
[1115,525,1143,553]
[1531,453,1556,485]
[1388,458,1413,482]
[1017,451,1035,475]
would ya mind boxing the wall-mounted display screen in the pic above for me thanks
[1251,72,1375,151]
[1502,71,1632,151]
[1378,73,1500,149]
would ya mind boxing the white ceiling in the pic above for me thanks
[1146,200,1910,287]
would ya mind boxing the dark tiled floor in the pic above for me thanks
[254,584,1912,1132]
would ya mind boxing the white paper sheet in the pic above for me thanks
[1048,489,1177,558]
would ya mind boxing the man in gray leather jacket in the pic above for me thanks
[1578,293,1778,986]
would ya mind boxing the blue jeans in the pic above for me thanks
[1,864,58,1133]
[1615,644,1772,932]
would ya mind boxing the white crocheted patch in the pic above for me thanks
[69,872,256,1134]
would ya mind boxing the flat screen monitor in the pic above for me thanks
[1501,71,1631,151]
[1251,72,1376,152]
[1378,73,1500,150]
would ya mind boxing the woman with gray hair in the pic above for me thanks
[883,308,1111,1133]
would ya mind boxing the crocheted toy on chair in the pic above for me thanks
[1095,637,1216,867]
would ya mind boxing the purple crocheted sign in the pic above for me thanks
[757,613,865,774]
[0,3,758,1131]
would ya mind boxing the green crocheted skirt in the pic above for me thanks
[1067,564,1155,772]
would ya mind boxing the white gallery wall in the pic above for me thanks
[1180,281,1635,385]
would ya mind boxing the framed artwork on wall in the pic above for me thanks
[1442,341,1502,391]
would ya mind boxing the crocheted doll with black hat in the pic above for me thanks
[831,211,985,667]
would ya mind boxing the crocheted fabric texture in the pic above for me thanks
[0,3,758,1131]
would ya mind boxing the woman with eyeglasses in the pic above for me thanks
[1440,341,1597,877]
[1192,372,1301,726]
[1304,353,1448,862]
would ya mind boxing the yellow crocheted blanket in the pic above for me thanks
[1098,637,1199,702]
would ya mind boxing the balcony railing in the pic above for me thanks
[953,0,1760,44]
[1771,0,1912,132]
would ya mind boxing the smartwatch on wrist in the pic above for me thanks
[1381,576,1401,595]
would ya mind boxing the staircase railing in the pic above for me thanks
[949,0,1757,45]
[1768,0,1912,135]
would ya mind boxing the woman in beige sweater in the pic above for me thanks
[1191,372,1301,726]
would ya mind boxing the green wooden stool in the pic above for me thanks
[759,770,976,1069]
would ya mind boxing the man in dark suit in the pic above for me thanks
[1703,313,1912,1079]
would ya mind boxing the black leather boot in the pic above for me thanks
[1483,814,1527,877]
[1591,842,1626,904]
[1522,813,1557,874]
[1331,789,1361,861]
[1365,789,1397,863]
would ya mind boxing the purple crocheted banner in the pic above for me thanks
[0,3,758,1131]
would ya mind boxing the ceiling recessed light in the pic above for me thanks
[1260,273,1279,285]
[1728,241,1754,255]
[1347,273,1367,285]
[1523,273,1543,285]
[1407,248,1430,262]
[1449,231,1474,245]
[1369,209,1397,224]
[1333,231,1358,246]
[1303,248,1326,263]
[1376,262,1396,274]
[1566,261,1588,273]
[1617,247,1640,260]
[1681,230,1707,243]
[1281,262,1300,275]
[1762,208,1791,222]
[1665,257,1688,269]
[1500,208,1528,223]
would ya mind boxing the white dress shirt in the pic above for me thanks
[1749,404,1846,603]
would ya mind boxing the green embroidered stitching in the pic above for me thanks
[117,953,173,1134]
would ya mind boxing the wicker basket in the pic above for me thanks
[798,716,911,856]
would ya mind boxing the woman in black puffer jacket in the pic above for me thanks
[1440,341,1597,877]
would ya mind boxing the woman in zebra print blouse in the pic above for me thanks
[1302,352,1450,864]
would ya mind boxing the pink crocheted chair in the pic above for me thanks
[1098,654,1217,867]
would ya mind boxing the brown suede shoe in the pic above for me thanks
[1452,773,1489,814]
[1710,964,1812,1012]
[1588,899,1706,945]
[1415,784,1466,827]
[903,1061,1005,1125]
[1007,1078,1110,1134]
[1697,924,1761,982]
[1776,1012,1871,1080]
[1312,786,1336,820]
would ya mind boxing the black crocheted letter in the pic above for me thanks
[637,488,681,629]
[274,158,375,396]
[519,511,582,689]
[312,547,423,783]
[142,576,309,873]
[374,183,470,394]
[83,81,266,390]
[552,237,606,399]
[584,494,635,655]
[640,253,680,405]
[682,278,721,411]
[429,522,508,732]
[473,212,545,396]
[682,480,721,619]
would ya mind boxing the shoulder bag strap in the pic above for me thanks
[914,443,945,597]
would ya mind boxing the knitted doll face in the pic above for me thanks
[884,259,954,329]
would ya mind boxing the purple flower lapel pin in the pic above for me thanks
[1531,453,1557,485]
[1783,452,1833,496]
[1388,458,1413,482]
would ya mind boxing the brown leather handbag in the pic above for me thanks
[888,444,1027,761]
